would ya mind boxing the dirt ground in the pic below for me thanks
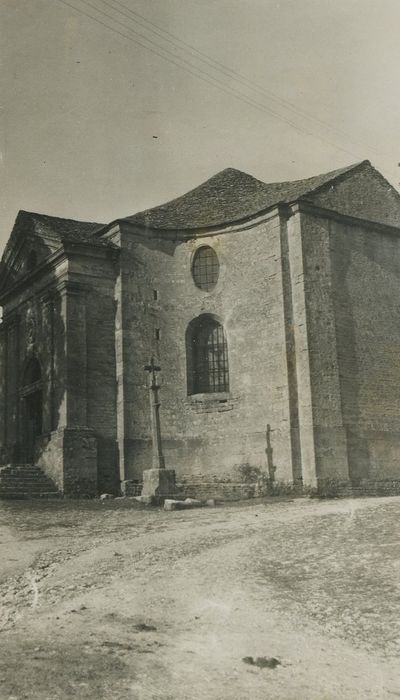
[0,496,400,700]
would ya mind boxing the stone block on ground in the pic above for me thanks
[133,495,156,505]
[163,499,179,511]
[184,498,203,506]
[164,498,204,512]
[100,493,115,500]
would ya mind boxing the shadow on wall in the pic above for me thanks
[330,224,370,482]
[3,271,68,482]
[1,239,118,497]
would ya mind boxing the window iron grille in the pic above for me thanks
[192,246,219,291]
[192,319,229,393]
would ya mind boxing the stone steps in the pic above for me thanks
[0,464,61,499]
[0,469,54,477]
[1,466,46,474]
[0,483,59,492]
[0,474,55,483]
[0,492,62,500]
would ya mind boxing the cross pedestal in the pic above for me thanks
[141,358,176,502]
[141,467,176,501]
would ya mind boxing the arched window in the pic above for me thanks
[192,246,219,291]
[187,315,229,394]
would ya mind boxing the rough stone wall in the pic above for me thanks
[66,253,119,494]
[309,164,400,228]
[37,427,97,496]
[118,215,295,495]
[62,427,97,496]
[295,207,400,492]
[328,217,400,484]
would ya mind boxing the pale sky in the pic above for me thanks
[1,0,400,255]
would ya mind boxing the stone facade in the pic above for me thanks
[1,160,400,498]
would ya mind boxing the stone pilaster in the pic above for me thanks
[66,282,88,428]
[279,212,302,486]
[114,251,126,484]
[40,293,56,434]
[0,322,7,462]
[37,280,98,496]
[287,208,350,492]
[286,213,318,488]
[56,280,89,429]
[55,282,68,428]
[5,314,20,462]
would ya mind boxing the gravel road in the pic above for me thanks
[0,496,400,699]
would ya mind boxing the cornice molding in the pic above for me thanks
[121,205,283,240]
[287,200,400,237]
[55,279,91,296]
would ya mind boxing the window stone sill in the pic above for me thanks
[186,392,237,413]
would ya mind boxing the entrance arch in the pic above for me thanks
[21,358,43,463]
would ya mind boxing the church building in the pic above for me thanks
[1,159,400,498]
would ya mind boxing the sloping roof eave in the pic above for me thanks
[118,160,369,232]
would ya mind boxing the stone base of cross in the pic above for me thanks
[141,467,177,502]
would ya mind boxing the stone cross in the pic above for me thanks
[144,357,165,469]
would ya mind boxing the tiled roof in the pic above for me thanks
[17,211,108,245]
[123,161,367,230]
[0,211,112,294]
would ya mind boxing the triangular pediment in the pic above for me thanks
[0,210,104,295]
[0,211,62,293]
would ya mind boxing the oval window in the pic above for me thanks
[192,246,219,291]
